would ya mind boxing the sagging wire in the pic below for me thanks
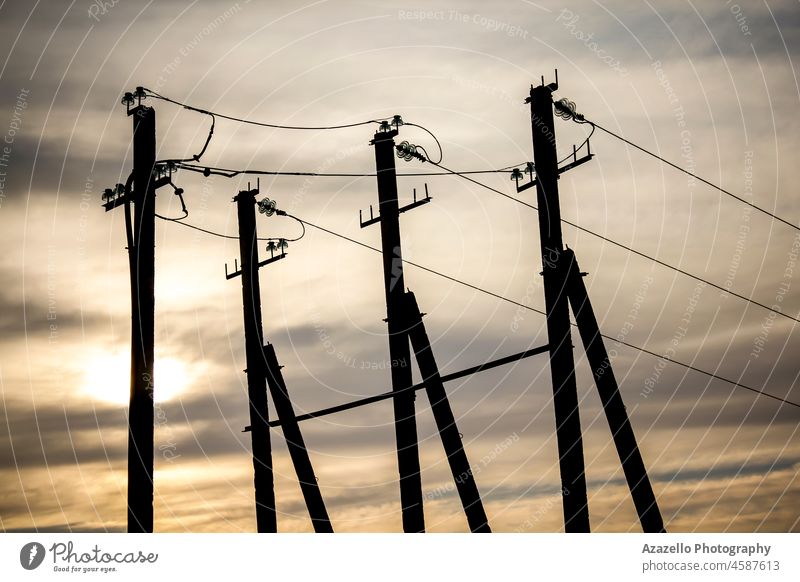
[156,202,305,244]
[173,161,518,179]
[143,87,390,131]
[402,122,443,164]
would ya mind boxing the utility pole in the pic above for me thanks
[232,190,332,532]
[565,249,665,532]
[128,101,156,534]
[234,187,277,533]
[372,128,425,533]
[527,80,591,532]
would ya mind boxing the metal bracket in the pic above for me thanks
[557,152,593,175]
[360,184,432,228]
[101,195,131,212]
[359,205,380,228]
[225,251,287,280]
[516,143,594,194]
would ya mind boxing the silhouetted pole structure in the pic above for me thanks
[235,187,277,533]
[527,81,591,532]
[405,292,491,532]
[263,343,333,532]
[565,249,665,532]
[128,104,156,533]
[372,128,425,533]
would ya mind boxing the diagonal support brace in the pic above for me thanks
[263,343,334,533]
[404,291,491,533]
[564,248,665,533]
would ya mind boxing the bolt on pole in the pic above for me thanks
[527,81,591,532]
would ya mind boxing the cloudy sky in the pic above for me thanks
[0,0,798,533]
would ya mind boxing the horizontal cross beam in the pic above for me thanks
[360,185,432,228]
[226,252,286,280]
[516,152,594,194]
[242,343,549,431]
[102,195,130,212]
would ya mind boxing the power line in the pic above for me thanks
[155,211,799,409]
[298,216,539,314]
[157,113,215,165]
[403,122,443,164]
[608,336,797,409]
[155,212,305,242]
[557,120,595,165]
[144,88,389,131]
[142,89,449,167]
[585,118,800,233]
[290,215,800,411]
[563,220,800,325]
[138,90,798,409]
[426,159,800,326]
[174,161,518,179]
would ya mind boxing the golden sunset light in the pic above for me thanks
[1,1,798,554]
[82,353,190,404]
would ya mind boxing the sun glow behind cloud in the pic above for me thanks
[82,352,191,404]
[0,0,797,533]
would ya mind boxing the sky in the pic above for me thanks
[0,0,798,533]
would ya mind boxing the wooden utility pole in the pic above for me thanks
[372,128,425,532]
[527,81,591,532]
[127,103,156,533]
[235,187,277,532]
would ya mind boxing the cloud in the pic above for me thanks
[1,0,798,533]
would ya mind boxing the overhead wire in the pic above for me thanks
[151,205,799,409]
[143,87,389,131]
[422,158,800,326]
[173,161,516,179]
[136,90,799,409]
[582,116,799,233]
[152,103,798,327]
[557,119,594,164]
[155,209,305,242]
[288,215,800,411]
[403,122,443,164]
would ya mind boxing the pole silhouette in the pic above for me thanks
[372,128,425,532]
[235,187,277,532]
[565,249,665,532]
[127,104,156,533]
[527,81,591,532]
[405,292,491,532]
[263,343,333,532]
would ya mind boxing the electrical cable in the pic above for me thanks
[143,88,389,131]
[424,159,800,326]
[152,208,800,409]
[403,122,443,164]
[155,211,188,222]
[583,117,799,233]
[125,90,798,408]
[290,215,800,411]
[557,120,594,165]
[153,114,215,169]
[173,161,516,179]
[156,210,305,242]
